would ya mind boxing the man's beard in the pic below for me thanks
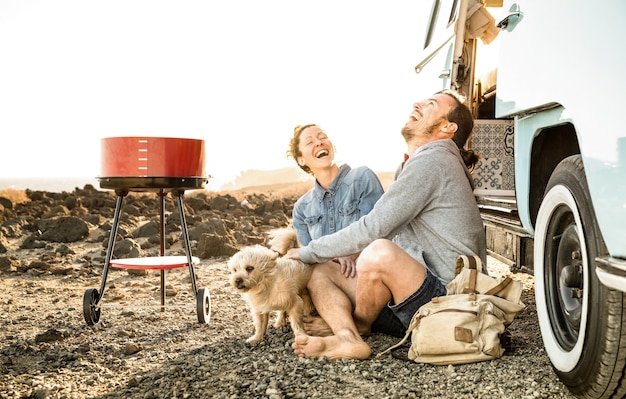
[401,120,440,143]
[401,125,413,142]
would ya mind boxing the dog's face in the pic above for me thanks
[228,246,279,293]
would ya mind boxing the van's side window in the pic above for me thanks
[424,0,461,49]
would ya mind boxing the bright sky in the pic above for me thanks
[0,0,435,188]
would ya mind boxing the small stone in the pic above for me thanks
[123,342,142,355]
[34,328,68,343]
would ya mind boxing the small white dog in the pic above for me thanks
[228,229,313,343]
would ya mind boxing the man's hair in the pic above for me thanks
[439,90,479,169]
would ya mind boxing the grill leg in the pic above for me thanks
[174,190,198,295]
[159,190,166,310]
[97,190,127,302]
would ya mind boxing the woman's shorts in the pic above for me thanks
[370,268,446,338]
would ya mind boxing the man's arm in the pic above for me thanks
[298,144,444,264]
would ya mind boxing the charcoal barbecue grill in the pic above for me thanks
[83,137,211,325]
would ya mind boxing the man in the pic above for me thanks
[285,91,486,360]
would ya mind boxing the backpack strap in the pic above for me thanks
[485,277,514,296]
[376,308,423,358]
[462,256,480,294]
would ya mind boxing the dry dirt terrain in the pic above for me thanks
[0,184,577,399]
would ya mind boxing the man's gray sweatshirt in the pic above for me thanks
[298,139,487,284]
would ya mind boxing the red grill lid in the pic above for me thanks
[100,137,206,178]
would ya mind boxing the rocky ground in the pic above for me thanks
[0,184,577,399]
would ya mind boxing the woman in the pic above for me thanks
[286,124,384,278]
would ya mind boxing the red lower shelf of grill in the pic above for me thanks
[110,256,200,270]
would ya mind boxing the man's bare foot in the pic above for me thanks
[303,315,333,336]
[292,330,372,360]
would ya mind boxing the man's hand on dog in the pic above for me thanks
[284,248,300,259]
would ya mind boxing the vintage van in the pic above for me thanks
[413,1,626,397]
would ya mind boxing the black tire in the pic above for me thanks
[534,155,626,398]
[83,288,101,326]
[196,287,211,324]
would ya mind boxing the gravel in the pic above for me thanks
[0,186,578,398]
[0,255,577,399]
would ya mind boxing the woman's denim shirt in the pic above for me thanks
[292,164,384,246]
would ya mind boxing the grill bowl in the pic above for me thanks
[98,137,207,190]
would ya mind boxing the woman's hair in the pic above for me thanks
[287,124,317,175]
[439,90,480,170]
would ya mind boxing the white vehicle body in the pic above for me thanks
[414,1,626,398]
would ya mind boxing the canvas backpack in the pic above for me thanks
[378,255,525,365]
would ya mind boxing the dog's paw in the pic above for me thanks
[273,320,287,329]
[246,335,264,344]
[273,311,287,329]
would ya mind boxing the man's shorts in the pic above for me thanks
[370,268,446,338]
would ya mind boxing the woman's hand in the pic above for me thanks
[335,253,359,278]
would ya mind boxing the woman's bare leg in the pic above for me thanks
[292,261,371,359]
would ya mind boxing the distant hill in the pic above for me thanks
[220,167,311,191]
[220,167,394,192]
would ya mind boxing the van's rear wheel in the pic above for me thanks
[535,155,626,398]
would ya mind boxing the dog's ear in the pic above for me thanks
[226,254,238,271]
